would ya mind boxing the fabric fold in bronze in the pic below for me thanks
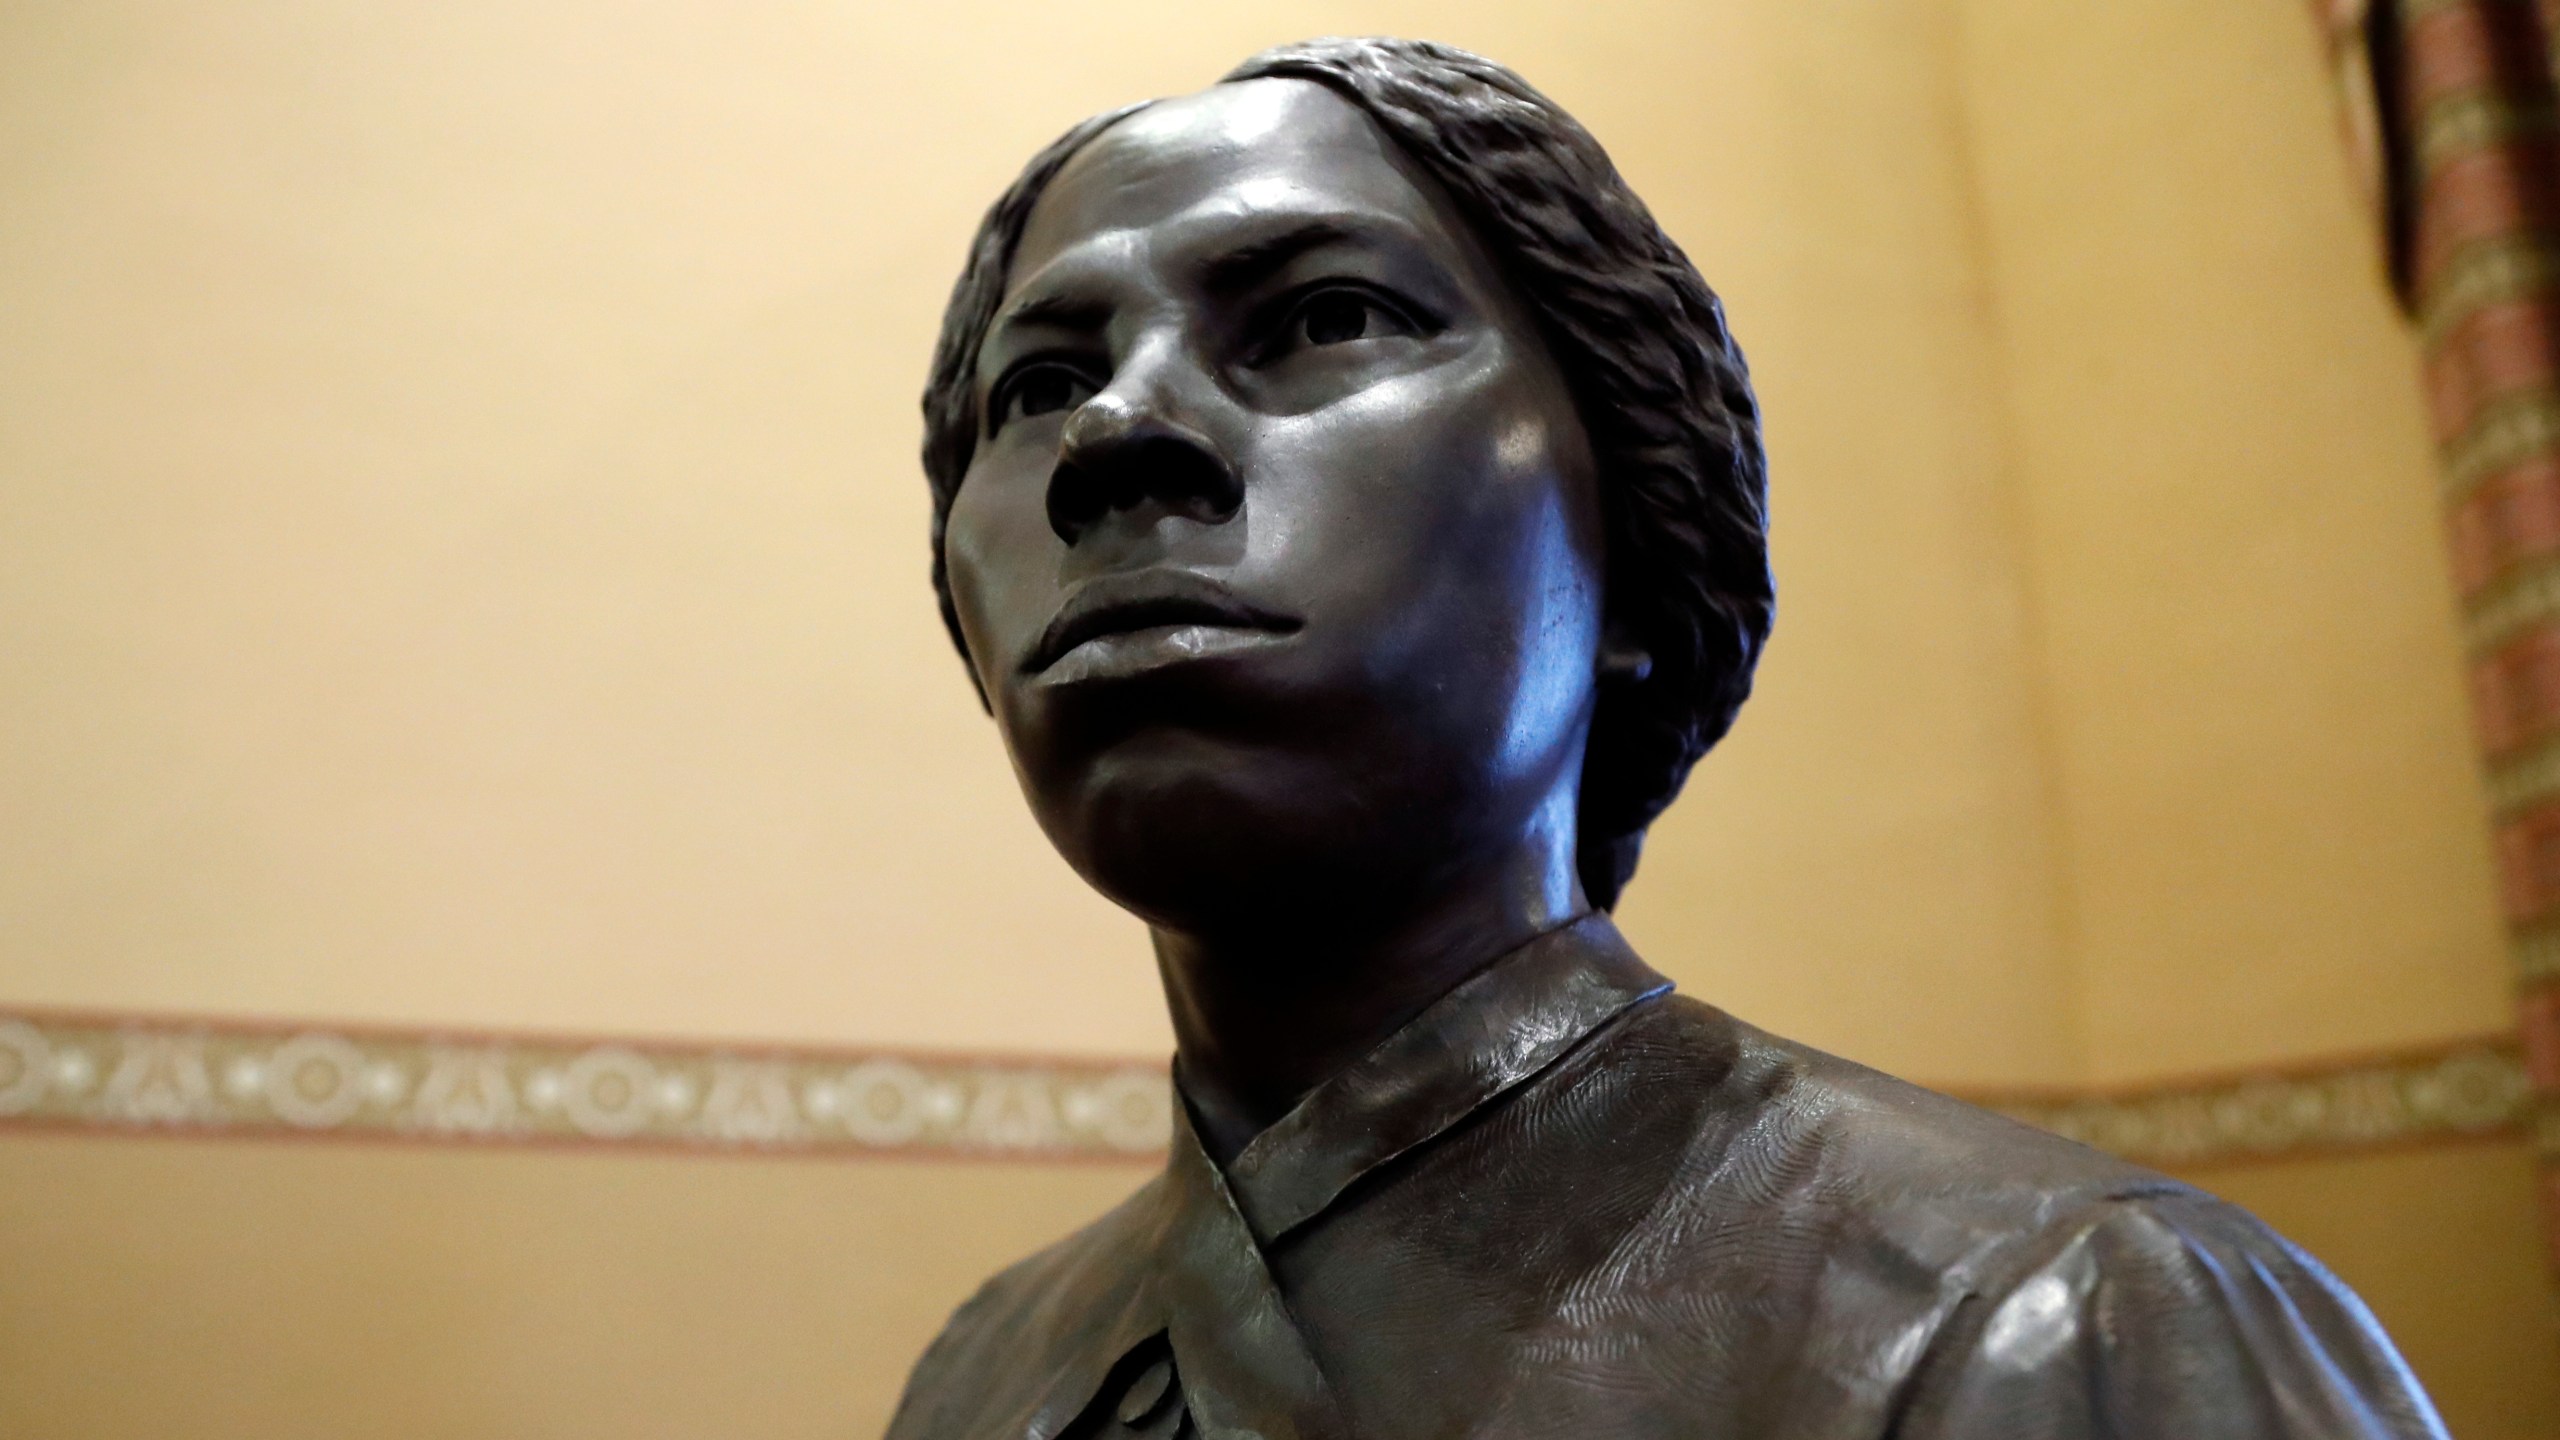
[1218,915,1668,1245]
[889,915,2447,1439]
[1154,1107,1346,1440]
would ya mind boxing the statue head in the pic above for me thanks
[921,37,1771,933]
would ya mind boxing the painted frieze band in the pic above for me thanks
[0,1008,2532,1170]
[0,1010,1171,1161]
[1973,1038,2533,1168]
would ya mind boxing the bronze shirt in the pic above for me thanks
[886,916,2448,1440]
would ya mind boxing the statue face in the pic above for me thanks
[942,79,1605,930]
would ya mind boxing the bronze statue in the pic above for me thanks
[889,37,2447,1440]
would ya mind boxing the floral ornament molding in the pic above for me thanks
[0,1007,2535,1168]
[1975,1038,2540,1169]
[0,1009,1170,1161]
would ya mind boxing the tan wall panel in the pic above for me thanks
[2173,1143,2560,1440]
[0,0,2071,1086]
[0,1132,1148,1440]
[1952,0,2516,1076]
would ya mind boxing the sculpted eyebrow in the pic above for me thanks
[1197,219,1378,295]
[988,218,1418,356]
[992,291,1111,340]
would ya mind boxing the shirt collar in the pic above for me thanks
[1014,912,1671,1440]
[1216,911,1673,1245]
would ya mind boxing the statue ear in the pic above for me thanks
[1597,621,1653,686]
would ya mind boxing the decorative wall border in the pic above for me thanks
[0,1007,2534,1169]
[0,1008,1171,1162]
[1970,1038,2536,1169]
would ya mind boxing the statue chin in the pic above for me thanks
[1040,743,1461,938]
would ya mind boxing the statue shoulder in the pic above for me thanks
[1897,1188,2448,1438]
[1614,1009,2442,1432]
[1641,998,2167,1213]
[883,1172,1166,1440]
[1614,1001,2215,1302]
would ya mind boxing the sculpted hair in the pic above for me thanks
[921,37,1774,909]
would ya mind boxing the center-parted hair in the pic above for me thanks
[921,37,1774,909]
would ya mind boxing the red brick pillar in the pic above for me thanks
[2332,0,2560,1273]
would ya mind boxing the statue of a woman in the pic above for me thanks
[889,37,2444,1440]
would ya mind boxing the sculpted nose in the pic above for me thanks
[1047,388,1243,546]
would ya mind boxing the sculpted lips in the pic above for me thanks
[1025,570,1301,676]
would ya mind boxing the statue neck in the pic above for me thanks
[1150,833,1587,1168]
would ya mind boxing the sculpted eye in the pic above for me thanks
[1288,288,1414,348]
[997,364,1096,428]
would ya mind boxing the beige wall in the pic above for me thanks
[0,0,2079,1084]
[11,0,2497,1094]
[0,1132,1154,1440]
[1951,0,2516,1078]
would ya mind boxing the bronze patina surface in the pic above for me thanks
[891,37,2447,1439]
[892,919,2439,1440]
